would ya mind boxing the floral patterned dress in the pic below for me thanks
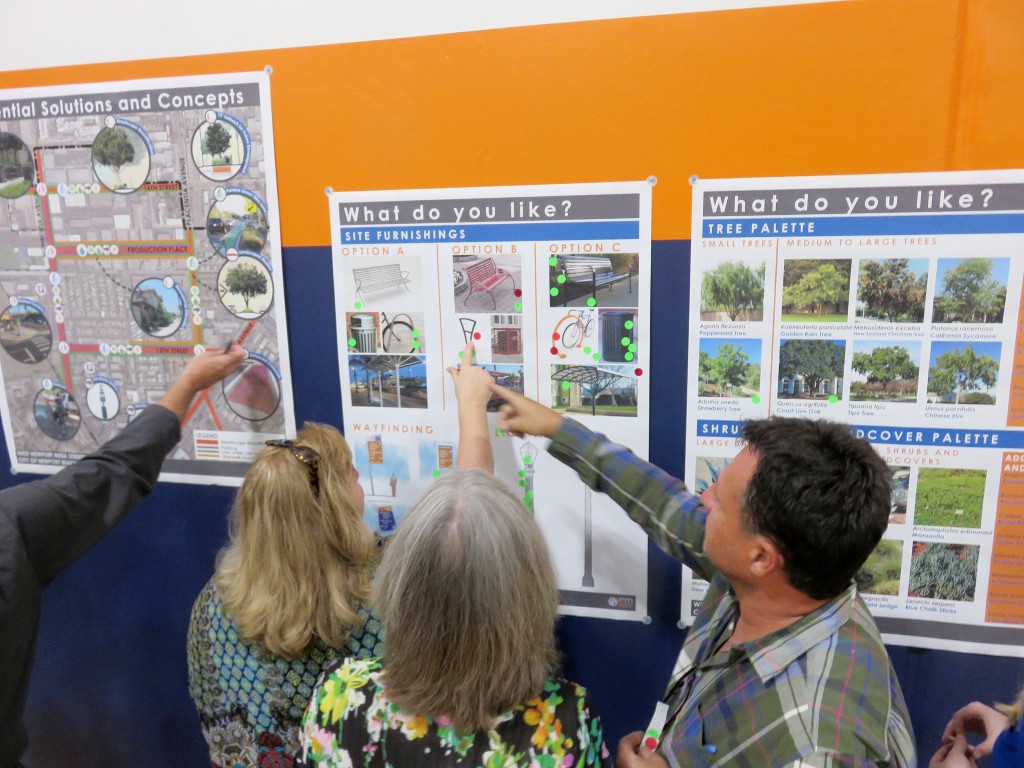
[188,579,385,768]
[297,658,611,768]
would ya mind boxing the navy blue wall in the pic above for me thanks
[2,242,1021,766]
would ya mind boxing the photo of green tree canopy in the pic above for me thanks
[855,258,928,323]
[850,340,920,402]
[699,259,765,321]
[781,259,851,322]
[855,539,903,596]
[698,337,761,397]
[932,257,1009,323]
[926,341,1000,405]
[909,542,980,602]
[777,338,845,400]
[914,468,987,529]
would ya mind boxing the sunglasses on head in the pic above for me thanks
[265,439,321,498]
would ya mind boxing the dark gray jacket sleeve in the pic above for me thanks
[1,403,181,586]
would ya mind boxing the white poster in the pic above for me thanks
[330,182,652,620]
[0,72,294,483]
[687,169,1024,655]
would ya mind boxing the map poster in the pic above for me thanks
[0,72,295,484]
[687,169,1024,655]
[329,182,652,620]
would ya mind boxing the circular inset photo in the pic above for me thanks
[191,118,245,181]
[86,381,120,421]
[33,386,81,441]
[206,193,269,256]
[0,304,52,363]
[218,256,273,319]
[0,132,34,199]
[130,277,186,337]
[222,359,281,421]
[92,126,150,193]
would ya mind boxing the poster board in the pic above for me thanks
[0,72,295,483]
[330,181,653,620]
[686,169,1024,655]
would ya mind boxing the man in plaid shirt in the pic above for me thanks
[494,387,916,768]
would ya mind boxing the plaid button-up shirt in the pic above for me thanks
[549,419,916,768]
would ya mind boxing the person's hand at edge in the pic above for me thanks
[490,383,563,439]
[447,341,493,471]
[930,732,978,768]
[617,731,669,768]
[942,701,1008,760]
[157,344,246,422]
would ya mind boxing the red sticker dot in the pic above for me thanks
[474,332,481,340]
[635,368,644,376]
[550,346,559,355]
[552,332,561,341]
[644,738,658,751]
[514,289,522,297]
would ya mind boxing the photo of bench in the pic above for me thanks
[352,263,413,305]
[555,254,633,306]
[462,257,516,310]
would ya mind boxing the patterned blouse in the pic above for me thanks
[188,579,385,768]
[297,657,612,768]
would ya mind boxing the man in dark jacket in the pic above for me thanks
[0,346,246,767]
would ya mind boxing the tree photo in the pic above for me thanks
[933,257,1009,323]
[781,259,851,322]
[697,337,761,397]
[699,259,765,321]
[850,341,920,402]
[856,258,928,323]
[777,338,845,399]
[926,341,1000,405]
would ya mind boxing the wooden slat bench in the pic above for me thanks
[556,255,632,306]
[462,257,516,310]
[352,264,412,304]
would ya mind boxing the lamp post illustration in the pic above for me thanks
[519,440,538,511]
[582,486,595,587]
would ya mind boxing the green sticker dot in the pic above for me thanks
[432,469,441,477]
[412,341,420,349]
[751,395,762,404]
[587,298,597,307]
[514,302,522,311]
[412,329,420,338]
[496,428,505,436]
[621,336,630,346]
[347,338,357,347]
[525,490,534,501]
[354,301,363,309]
[519,479,527,487]
[624,320,634,330]
[548,257,558,266]
[458,350,464,358]
[628,343,637,353]
[550,287,559,297]
[523,455,532,464]
[625,352,634,361]
[561,381,571,390]
[583,346,591,355]
[557,274,566,284]
[518,469,526,477]
[592,353,601,361]
[828,395,839,404]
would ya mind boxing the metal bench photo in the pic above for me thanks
[352,263,413,305]
[553,254,634,307]
[461,257,517,310]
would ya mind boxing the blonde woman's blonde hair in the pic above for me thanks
[215,422,377,658]
[373,469,559,732]
[997,685,1024,727]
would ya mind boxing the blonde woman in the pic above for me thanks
[297,468,611,768]
[932,687,1024,767]
[187,420,382,767]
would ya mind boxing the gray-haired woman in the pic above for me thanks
[297,468,611,767]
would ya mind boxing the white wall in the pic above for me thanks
[3,0,842,72]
